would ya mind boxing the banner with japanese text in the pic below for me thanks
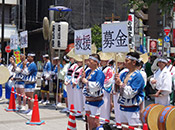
[20,31,28,48]
[102,21,129,53]
[128,13,135,49]
[74,29,91,55]
[10,34,19,50]
[13,47,21,64]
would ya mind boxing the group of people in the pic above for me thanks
[0,53,37,116]
[0,49,175,130]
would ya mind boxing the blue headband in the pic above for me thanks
[89,56,100,63]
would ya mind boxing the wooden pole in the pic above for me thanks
[23,48,25,55]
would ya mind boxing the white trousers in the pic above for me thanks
[67,85,74,110]
[100,90,111,120]
[113,93,121,123]
[74,88,84,112]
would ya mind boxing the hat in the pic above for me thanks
[43,54,49,58]
[91,44,97,54]
[28,53,35,57]
[67,48,76,59]
[115,53,126,62]
[98,52,114,61]
[53,56,59,60]
[139,53,149,64]
[74,54,83,62]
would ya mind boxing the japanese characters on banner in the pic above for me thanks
[10,34,19,50]
[128,13,135,49]
[74,29,91,55]
[52,22,68,49]
[102,21,129,53]
[20,31,28,48]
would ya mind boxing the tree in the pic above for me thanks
[128,0,174,14]
[91,25,102,52]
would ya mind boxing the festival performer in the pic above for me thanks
[12,54,26,110]
[20,53,37,115]
[150,57,172,106]
[60,55,70,113]
[65,49,78,111]
[113,53,128,129]
[39,54,52,105]
[5,56,17,100]
[72,55,84,117]
[82,54,105,130]
[98,52,114,124]
[115,52,145,129]
[51,56,63,107]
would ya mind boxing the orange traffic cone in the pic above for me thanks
[26,94,45,125]
[5,87,18,112]
[143,123,148,130]
[67,104,77,130]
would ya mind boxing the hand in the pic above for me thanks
[72,83,76,88]
[82,78,88,84]
[151,80,157,84]
[82,71,86,78]
[115,73,121,85]
[64,82,68,86]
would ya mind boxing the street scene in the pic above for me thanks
[0,0,175,130]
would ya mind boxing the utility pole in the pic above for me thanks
[162,14,166,56]
[1,0,5,62]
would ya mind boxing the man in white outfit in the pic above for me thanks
[150,57,172,106]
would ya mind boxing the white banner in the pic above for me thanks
[102,21,129,53]
[74,29,91,55]
[10,34,19,50]
[20,31,28,48]
[128,14,135,49]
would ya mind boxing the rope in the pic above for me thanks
[70,109,142,130]
[11,91,35,102]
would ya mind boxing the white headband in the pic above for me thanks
[53,56,59,60]
[43,54,49,58]
[89,56,100,63]
[157,58,168,63]
[126,55,140,62]
[28,53,35,57]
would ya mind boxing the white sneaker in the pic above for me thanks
[61,108,68,113]
[38,99,44,104]
[17,105,22,109]
[56,102,62,107]
[43,100,50,105]
[20,106,26,111]
[26,110,33,116]
[22,109,31,114]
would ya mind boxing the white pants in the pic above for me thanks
[120,111,142,126]
[100,90,111,120]
[67,85,74,110]
[74,88,84,112]
[113,93,121,123]
[155,95,170,106]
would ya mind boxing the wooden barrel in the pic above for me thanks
[142,104,164,130]
[158,106,175,130]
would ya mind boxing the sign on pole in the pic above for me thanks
[149,39,157,53]
[52,22,68,49]
[5,45,11,53]
[102,21,129,53]
[164,36,170,42]
[74,28,91,55]
[164,26,171,36]
[10,34,19,50]
[20,31,28,48]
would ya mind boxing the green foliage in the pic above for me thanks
[91,25,102,52]
[128,0,174,14]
